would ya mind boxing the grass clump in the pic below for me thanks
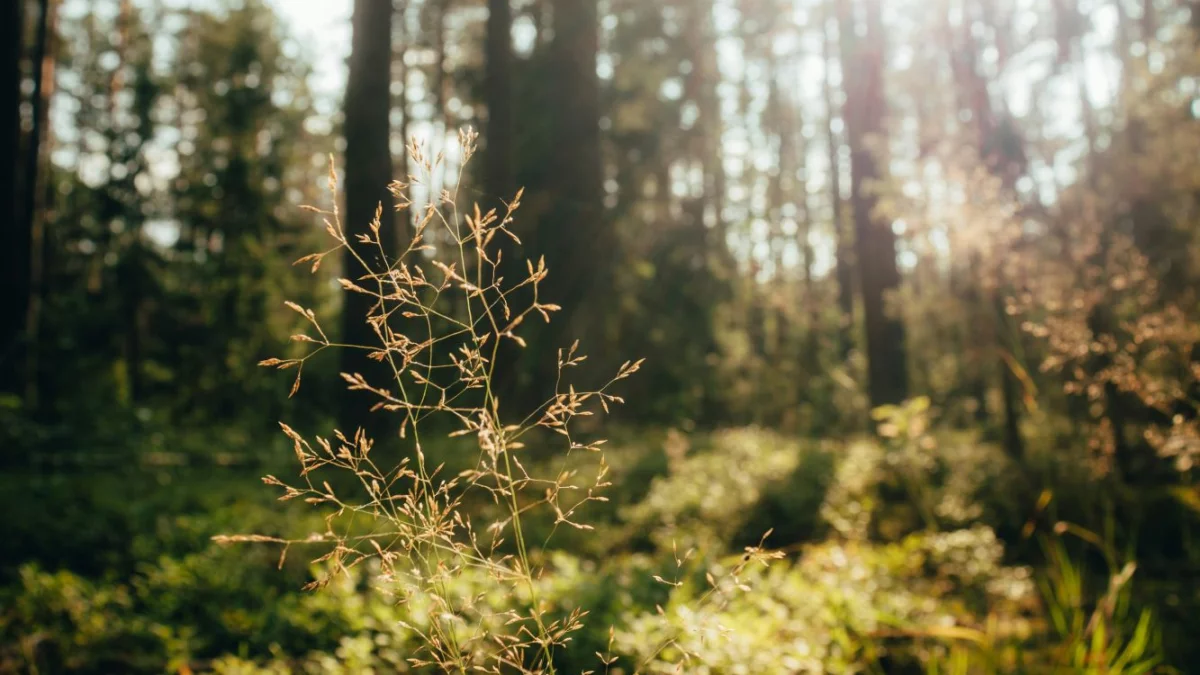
[226,131,648,673]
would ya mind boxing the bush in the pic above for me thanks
[623,428,833,551]
[613,528,1038,674]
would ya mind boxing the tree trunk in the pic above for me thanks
[549,0,603,260]
[685,3,729,422]
[341,0,397,436]
[823,12,854,361]
[24,0,57,413]
[839,0,908,408]
[121,245,145,406]
[502,0,603,409]
[1,0,25,396]
[485,0,514,201]
[1142,0,1156,42]
[798,133,820,380]
[961,0,1026,458]
[433,0,452,142]
[765,49,788,285]
[542,0,605,361]
[116,0,146,407]
[393,2,412,236]
[531,0,551,52]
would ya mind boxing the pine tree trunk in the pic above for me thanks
[433,0,451,138]
[1,0,25,397]
[485,0,514,201]
[24,0,57,413]
[548,0,603,273]
[823,14,854,361]
[960,0,1025,458]
[341,0,397,437]
[522,0,604,401]
[839,0,908,408]
[393,2,411,236]
[501,0,605,410]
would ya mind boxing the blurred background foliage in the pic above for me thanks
[3,0,1200,672]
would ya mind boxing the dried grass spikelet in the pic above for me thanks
[220,130,649,674]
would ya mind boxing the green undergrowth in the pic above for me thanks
[1,423,1192,673]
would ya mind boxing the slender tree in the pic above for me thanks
[959,0,1026,458]
[823,10,854,360]
[23,0,57,411]
[839,0,908,407]
[686,1,732,420]
[499,0,604,409]
[1,0,26,395]
[112,0,150,406]
[432,0,452,139]
[484,0,514,200]
[796,116,820,380]
[542,0,605,365]
[393,1,411,234]
[548,0,604,271]
[341,0,397,435]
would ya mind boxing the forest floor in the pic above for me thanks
[2,425,1197,673]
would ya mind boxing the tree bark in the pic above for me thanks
[548,0,602,249]
[1142,0,1156,42]
[685,3,730,422]
[1,0,26,396]
[393,2,412,235]
[502,0,604,409]
[839,0,908,408]
[24,0,57,412]
[544,0,605,346]
[485,0,514,200]
[797,125,820,379]
[959,0,1026,458]
[433,0,452,138]
[823,12,854,361]
[341,0,397,436]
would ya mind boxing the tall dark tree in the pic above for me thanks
[508,0,605,404]
[823,10,855,361]
[1,0,26,396]
[393,3,410,200]
[484,0,514,201]
[684,1,733,421]
[108,0,155,407]
[839,0,908,407]
[2,0,18,185]
[547,0,605,299]
[342,0,397,435]
[22,0,57,411]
